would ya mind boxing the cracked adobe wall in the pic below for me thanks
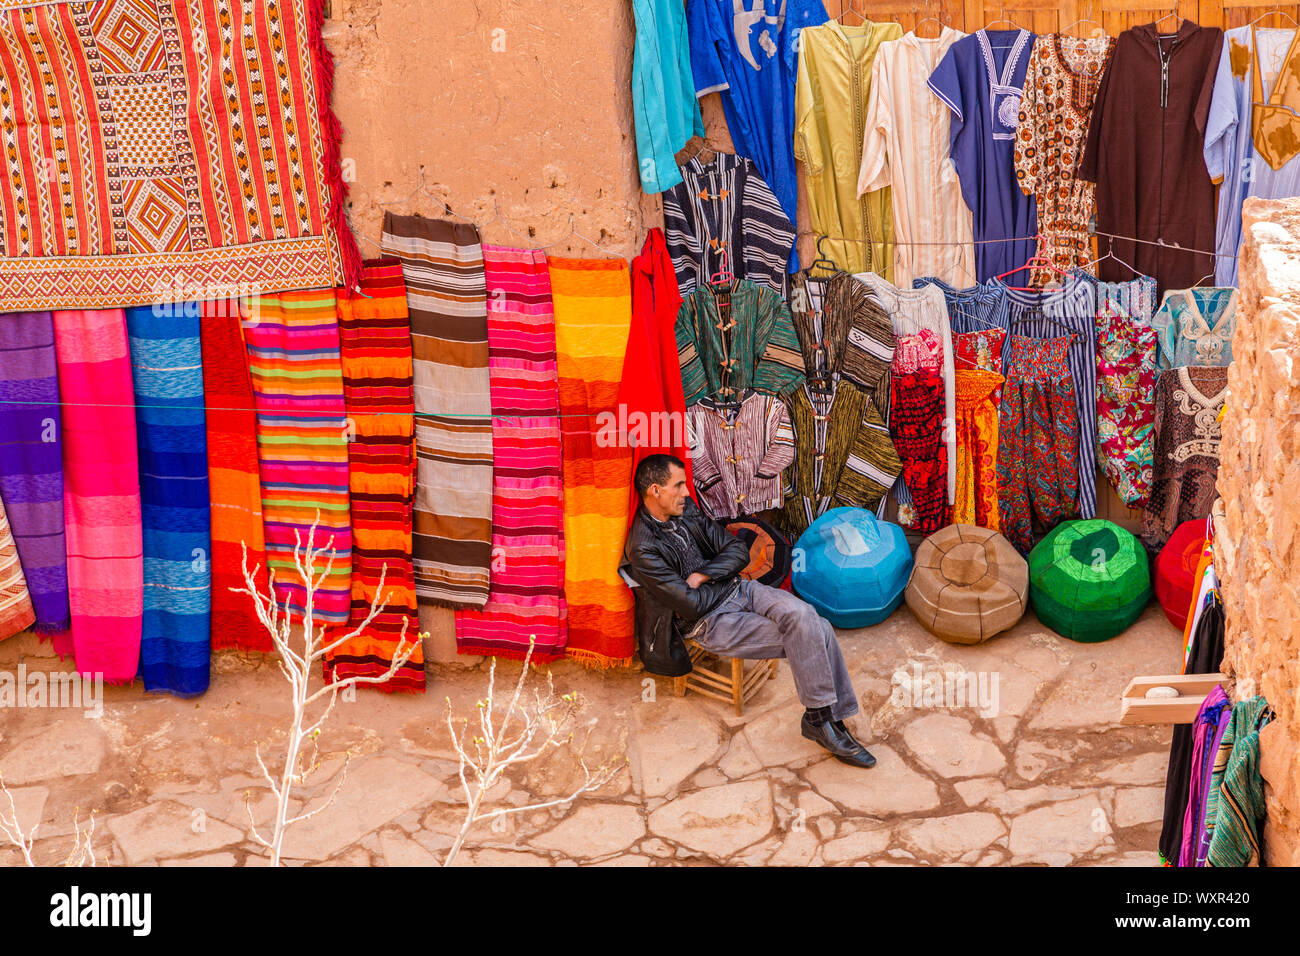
[1216,196,1300,867]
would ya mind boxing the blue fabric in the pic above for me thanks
[791,507,912,628]
[633,0,705,193]
[1204,26,1300,286]
[928,29,1038,281]
[686,0,828,269]
[127,306,211,697]
[914,276,1013,371]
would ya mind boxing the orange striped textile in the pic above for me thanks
[0,496,34,641]
[201,300,272,652]
[330,259,424,692]
[243,291,353,626]
[551,258,636,668]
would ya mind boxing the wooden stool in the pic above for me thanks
[672,638,779,716]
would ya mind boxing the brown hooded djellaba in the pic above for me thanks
[1077,20,1224,297]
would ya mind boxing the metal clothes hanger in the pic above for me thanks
[538,214,621,257]
[837,0,868,25]
[678,136,717,167]
[1152,10,1183,35]
[1248,3,1297,28]
[985,1,1029,49]
[480,197,533,247]
[912,0,946,39]
[1059,17,1106,39]
[1086,241,1144,279]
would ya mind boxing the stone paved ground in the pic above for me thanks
[0,604,1180,867]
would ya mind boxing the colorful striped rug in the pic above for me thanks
[333,259,425,691]
[380,213,494,609]
[0,497,34,641]
[201,301,272,652]
[243,292,353,627]
[454,246,567,662]
[551,257,635,668]
[126,307,211,697]
[52,310,143,684]
[0,311,69,640]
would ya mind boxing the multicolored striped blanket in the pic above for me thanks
[454,246,567,662]
[551,257,635,668]
[332,259,425,691]
[380,213,494,610]
[0,497,34,641]
[243,291,352,627]
[53,309,143,683]
[201,301,272,652]
[127,306,210,697]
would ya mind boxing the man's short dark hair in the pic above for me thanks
[635,454,685,498]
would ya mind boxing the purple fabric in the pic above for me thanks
[1195,706,1234,866]
[1179,684,1228,867]
[0,311,69,635]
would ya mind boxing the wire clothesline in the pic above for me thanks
[796,229,1237,260]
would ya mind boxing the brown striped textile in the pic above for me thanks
[380,213,494,609]
[791,271,896,413]
[781,377,901,536]
[0,496,34,641]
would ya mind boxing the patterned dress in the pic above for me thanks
[1096,303,1158,508]
[998,334,1080,555]
[954,326,1007,407]
[1142,366,1228,552]
[954,368,1004,530]
[1014,33,1115,281]
[889,371,949,535]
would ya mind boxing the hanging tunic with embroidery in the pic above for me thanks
[1096,302,1158,509]
[1014,33,1115,281]
[781,375,902,536]
[687,0,828,268]
[998,334,1080,556]
[1152,287,1238,370]
[928,28,1039,281]
[859,27,975,287]
[688,390,795,519]
[1077,21,1223,298]
[795,20,903,277]
[953,368,1003,530]
[1204,26,1300,286]
[663,152,797,298]
[676,278,806,405]
[1142,365,1227,551]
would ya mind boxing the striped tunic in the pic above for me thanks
[781,376,901,536]
[243,291,353,626]
[676,279,804,406]
[997,277,1099,519]
[380,213,494,610]
[663,152,796,298]
[791,270,896,404]
[687,391,795,519]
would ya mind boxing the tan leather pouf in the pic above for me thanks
[905,524,1029,645]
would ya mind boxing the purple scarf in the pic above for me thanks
[0,311,69,636]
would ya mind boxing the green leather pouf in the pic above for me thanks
[1028,519,1152,643]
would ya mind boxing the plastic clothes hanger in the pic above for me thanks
[994,240,1068,290]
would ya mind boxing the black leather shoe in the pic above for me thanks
[833,720,876,768]
[801,714,876,768]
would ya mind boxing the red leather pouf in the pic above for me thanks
[1154,519,1207,629]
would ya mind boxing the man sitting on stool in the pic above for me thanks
[620,454,875,768]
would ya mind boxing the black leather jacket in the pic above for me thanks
[619,497,751,676]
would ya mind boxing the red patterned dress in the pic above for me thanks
[997,334,1080,554]
[1096,302,1157,507]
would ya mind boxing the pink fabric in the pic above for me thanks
[893,328,944,374]
[53,310,142,683]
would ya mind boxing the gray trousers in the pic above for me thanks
[689,579,859,721]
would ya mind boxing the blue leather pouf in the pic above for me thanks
[791,507,913,628]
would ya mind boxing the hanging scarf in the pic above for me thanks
[380,213,494,609]
[0,311,69,639]
[243,292,353,626]
[455,246,568,662]
[332,259,425,691]
[127,306,211,697]
[552,256,635,668]
[0,497,34,640]
[53,309,143,683]
[201,301,272,652]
